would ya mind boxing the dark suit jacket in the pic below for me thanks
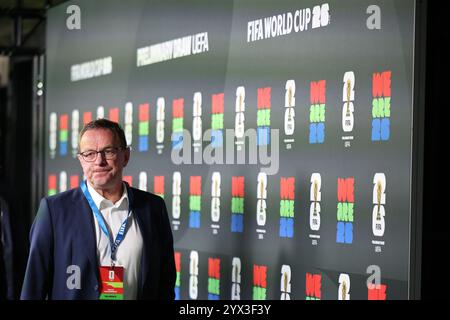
[20,185,175,300]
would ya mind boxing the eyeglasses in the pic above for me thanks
[78,147,126,162]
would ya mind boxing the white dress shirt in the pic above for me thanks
[87,182,143,300]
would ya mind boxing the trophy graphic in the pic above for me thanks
[139,171,147,191]
[310,174,321,231]
[125,102,133,146]
[372,174,386,237]
[71,109,79,158]
[193,92,202,143]
[189,251,198,300]
[156,97,165,145]
[211,172,221,223]
[49,112,57,159]
[172,172,181,220]
[256,172,267,226]
[231,257,241,300]
[235,86,245,140]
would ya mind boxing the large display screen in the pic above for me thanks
[45,0,420,299]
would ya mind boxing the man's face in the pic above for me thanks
[78,128,130,191]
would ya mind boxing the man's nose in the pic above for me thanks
[94,151,107,164]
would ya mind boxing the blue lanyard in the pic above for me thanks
[81,180,132,263]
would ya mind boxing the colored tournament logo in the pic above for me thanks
[305,272,321,300]
[231,257,241,300]
[189,251,199,300]
[174,252,181,300]
[172,98,184,150]
[153,175,165,199]
[231,176,245,233]
[138,171,147,191]
[156,97,165,154]
[342,72,355,147]
[70,175,79,189]
[192,92,202,152]
[211,93,224,148]
[83,111,92,124]
[371,71,391,141]
[208,257,220,300]
[338,273,350,300]
[189,176,201,229]
[309,80,326,144]
[337,177,354,244]
[108,107,119,123]
[279,177,295,238]
[280,265,291,300]
[71,109,79,158]
[368,283,387,300]
[59,114,68,156]
[235,86,245,150]
[124,102,133,147]
[123,175,132,187]
[257,87,271,146]
[284,80,296,149]
[172,172,181,230]
[49,112,57,159]
[48,174,57,196]
[211,172,221,234]
[253,264,267,300]
[138,103,150,152]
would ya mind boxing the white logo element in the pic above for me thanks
[256,172,267,226]
[109,270,115,281]
[66,265,81,290]
[211,172,221,223]
[125,102,133,146]
[280,265,291,300]
[96,106,104,119]
[372,173,386,237]
[66,5,81,30]
[235,86,246,139]
[193,92,202,142]
[366,265,381,288]
[312,3,330,29]
[59,171,67,193]
[338,273,350,300]
[172,172,181,219]
[139,171,147,191]
[71,109,79,157]
[231,257,241,300]
[156,97,165,144]
[309,173,322,231]
[284,80,296,136]
[366,5,381,30]
[342,72,355,132]
[189,251,199,300]
[49,112,57,159]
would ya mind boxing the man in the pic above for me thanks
[21,119,175,300]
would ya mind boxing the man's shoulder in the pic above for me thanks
[45,187,82,206]
[129,187,165,204]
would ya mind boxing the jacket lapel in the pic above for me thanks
[130,187,151,298]
[73,187,99,282]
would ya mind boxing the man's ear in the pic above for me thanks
[123,148,131,167]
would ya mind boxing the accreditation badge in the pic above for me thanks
[99,266,124,300]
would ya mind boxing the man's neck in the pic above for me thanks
[89,181,124,204]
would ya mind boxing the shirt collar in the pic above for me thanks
[86,181,129,211]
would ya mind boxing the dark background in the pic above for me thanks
[0,0,446,299]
